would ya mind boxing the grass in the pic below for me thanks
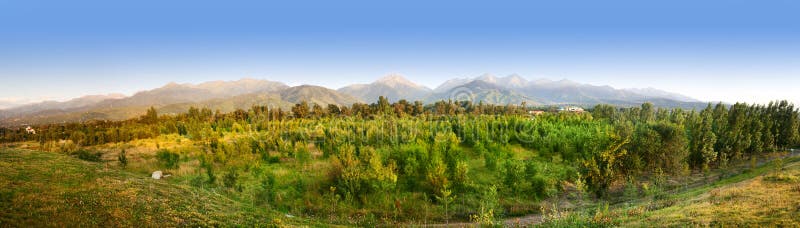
[620,156,800,227]
[0,148,314,227]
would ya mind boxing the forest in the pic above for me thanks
[1,97,799,226]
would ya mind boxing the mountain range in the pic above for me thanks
[0,75,709,126]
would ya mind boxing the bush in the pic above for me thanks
[156,149,180,169]
[223,169,241,191]
[531,176,553,200]
[74,149,102,162]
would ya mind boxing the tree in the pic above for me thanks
[640,102,654,122]
[141,106,158,124]
[377,96,392,115]
[503,159,526,193]
[327,104,341,116]
[775,100,799,149]
[292,101,310,118]
[118,148,128,167]
[435,184,456,225]
[712,102,730,165]
[592,104,617,120]
[583,132,629,197]
[691,104,717,170]
[413,101,425,116]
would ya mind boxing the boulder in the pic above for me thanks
[151,171,163,179]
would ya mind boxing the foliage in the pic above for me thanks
[74,149,102,162]
[156,149,180,169]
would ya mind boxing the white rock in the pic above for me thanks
[151,171,163,179]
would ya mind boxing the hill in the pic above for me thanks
[433,74,709,108]
[281,85,361,106]
[426,80,542,105]
[0,148,308,226]
[338,74,432,102]
[0,94,125,119]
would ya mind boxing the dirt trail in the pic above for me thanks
[421,214,542,227]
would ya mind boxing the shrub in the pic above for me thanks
[156,149,180,169]
[255,173,277,206]
[623,179,639,199]
[503,159,526,193]
[74,149,102,162]
[223,169,240,191]
[531,175,552,200]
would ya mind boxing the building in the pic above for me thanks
[558,106,585,113]
[25,126,36,134]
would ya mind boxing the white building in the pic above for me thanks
[558,106,584,113]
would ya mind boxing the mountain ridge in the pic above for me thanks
[0,75,707,126]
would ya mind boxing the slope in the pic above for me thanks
[0,148,309,227]
[338,74,432,102]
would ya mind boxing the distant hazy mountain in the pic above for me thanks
[0,99,37,110]
[434,77,474,93]
[158,92,291,115]
[623,87,699,103]
[430,74,702,108]
[194,78,290,97]
[0,79,288,125]
[476,73,529,88]
[0,94,125,119]
[0,75,708,126]
[281,85,361,106]
[90,78,288,109]
[434,74,529,93]
[427,80,542,105]
[339,74,432,102]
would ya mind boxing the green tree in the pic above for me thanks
[640,102,654,122]
[583,133,629,197]
[692,104,717,170]
[435,184,456,225]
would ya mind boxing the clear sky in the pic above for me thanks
[1,0,798,106]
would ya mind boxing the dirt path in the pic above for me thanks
[421,214,542,227]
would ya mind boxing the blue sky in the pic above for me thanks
[1,0,798,106]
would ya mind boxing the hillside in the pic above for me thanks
[426,80,543,105]
[338,74,432,102]
[619,154,800,226]
[0,148,306,227]
[280,85,361,106]
[534,153,800,227]
[0,94,125,119]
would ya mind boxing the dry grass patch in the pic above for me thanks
[625,160,800,227]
